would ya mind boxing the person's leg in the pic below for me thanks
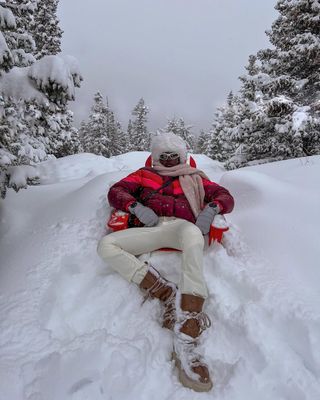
[164,219,212,391]
[97,221,178,330]
[165,219,207,298]
[97,224,169,284]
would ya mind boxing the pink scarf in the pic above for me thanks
[153,163,210,218]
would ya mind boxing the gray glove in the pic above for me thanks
[129,202,159,227]
[195,203,220,235]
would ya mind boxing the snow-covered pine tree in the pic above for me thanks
[4,1,81,159]
[31,0,62,59]
[125,119,133,152]
[27,54,82,157]
[196,130,210,154]
[0,3,15,73]
[0,2,82,197]
[205,92,241,163]
[225,56,279,168]
[226,0,320,168]
[105,101,124,156]
[1,0,37,67]
[80,92,125,157]
[28,0,80,157]
[165,117,195,152]
[130,98,150,151]
[78,120,88,150]
[0,1,40,198]
[260,0,320,155]
[80,92,111,156]
[113,120,126,155]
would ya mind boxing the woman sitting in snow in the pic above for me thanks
[97,132,234,392]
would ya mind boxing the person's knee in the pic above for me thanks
[97,235,118,259]
[180,223,204,248]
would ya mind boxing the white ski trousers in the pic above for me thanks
[97,217,208,298]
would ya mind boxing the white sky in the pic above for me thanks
[58,0,277,133]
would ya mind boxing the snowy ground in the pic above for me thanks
[1,152,320,400]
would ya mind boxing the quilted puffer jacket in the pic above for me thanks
[108,167,234,224]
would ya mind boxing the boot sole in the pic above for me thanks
[172,352,213,392]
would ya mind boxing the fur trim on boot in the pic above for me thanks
[173,294,213,392]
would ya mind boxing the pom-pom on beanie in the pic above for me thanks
[151,132,187,164]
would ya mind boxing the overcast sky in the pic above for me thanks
[58,0,277,134]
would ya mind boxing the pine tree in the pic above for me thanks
[0,4,15,73]
[31,0,62,59]
[261,0,320,155]
[0,2,82,197]
[1,0,37,67]
[206,92,241,163]
[0,1,39,198]
[225,0,320,168]
[130,98,150,151]
[27,55,82,157]
[80,93,125,157]
[113,120,126,155]
[125,119,133,152]
[165,117,195,152]
[196,130,210,154]
[81,92,111,156]
[105,103,124,156]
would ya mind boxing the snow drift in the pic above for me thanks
[0,152,319,400]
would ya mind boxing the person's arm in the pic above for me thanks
[203,180,234,214]
[108,169,159,227]
[195,180,234,234]
[108,169,143,211]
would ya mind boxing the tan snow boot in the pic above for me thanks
[139,265,177,330]
[173,294,212,392]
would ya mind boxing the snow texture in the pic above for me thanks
[7,164,38,190]
[292,107,310,131]
[0,31,11,64]
[28,55,81,101]
[0,5,16,29]
[61,55,83,88]
[0,66,48,105]
[0,152,320,399]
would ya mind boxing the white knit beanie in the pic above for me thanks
[151,132,187,164]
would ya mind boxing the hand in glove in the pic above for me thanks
[128,202,159,227]
[195,203,220,235]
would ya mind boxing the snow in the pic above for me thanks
[0,5,16,29]
[0,52,81,108]
[1,152,320,399]
[0,31,11,65]
[28,55,81,101]
[0,66,48,105]
[61,55,83,88]
[292,107,310,131]
[7,164,38,191]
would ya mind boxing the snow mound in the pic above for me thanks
[1,152,320,399]
[37,153,122,184]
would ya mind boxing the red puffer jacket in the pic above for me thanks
[108,167,234,224]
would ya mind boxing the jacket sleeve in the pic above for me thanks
[203,179,234,214]
[107,169,143,211]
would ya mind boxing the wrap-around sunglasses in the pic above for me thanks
[159,152,180,161]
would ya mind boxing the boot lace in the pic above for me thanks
[141,266,176,303]
[162,289,177,326]
[182,311,211,336]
